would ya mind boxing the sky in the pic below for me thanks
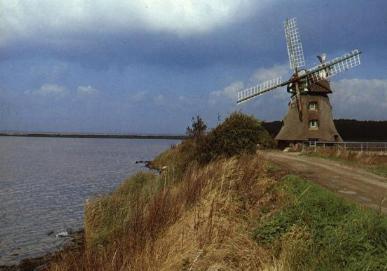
[0,0,386,134]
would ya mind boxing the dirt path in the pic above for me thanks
[263,151,387,214]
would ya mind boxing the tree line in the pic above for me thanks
[262,119,387,142]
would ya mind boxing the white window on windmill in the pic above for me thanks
[309,119,319,129]
[308,101,318,111]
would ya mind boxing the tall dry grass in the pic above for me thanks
[143,154,278,271]
[47,145,387,270]
[48,153,277,271]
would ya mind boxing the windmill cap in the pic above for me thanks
[317,53,327,63]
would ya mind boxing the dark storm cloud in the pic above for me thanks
[2,0,386,71]
[0,0,386,133]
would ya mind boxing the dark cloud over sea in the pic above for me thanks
[0,0,386,133]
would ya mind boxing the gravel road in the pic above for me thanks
[263,151,387,214]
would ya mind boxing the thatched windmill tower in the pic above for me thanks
[237,18,361,147]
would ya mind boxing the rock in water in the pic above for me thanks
[55,231,69,238]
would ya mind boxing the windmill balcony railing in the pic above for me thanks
[305,141,387,154]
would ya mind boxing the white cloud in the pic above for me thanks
[251,64,289,83]
[153,94,165,105]
[177,95,195,104]
[331,78,387,119]
[210,64,290,105]
[250,64,290,100]
[27,83,67,96]
[131,91,148,102]
[209,81,244,105]
[77,85,98,95]
[0,0,262,44]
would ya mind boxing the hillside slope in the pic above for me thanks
[48,150,387,270]
[48,113,387,270]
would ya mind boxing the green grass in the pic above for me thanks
[85,172,160,247]
[266,162,282,174]
[370,165,387,178]
[254,175,387,271]
[303,151,358,167]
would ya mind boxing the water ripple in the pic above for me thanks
[0,137,176,265]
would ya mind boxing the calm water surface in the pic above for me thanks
[0,137,177,266]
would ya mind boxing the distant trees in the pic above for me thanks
[334,119,387,141]
[262,119,387,141]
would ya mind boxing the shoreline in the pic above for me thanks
[0,157,158,270]
[0,133,185,140]
[0,230,84,271]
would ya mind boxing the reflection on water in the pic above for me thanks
[0,137,176,265]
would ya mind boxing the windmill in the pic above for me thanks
[237,17,361,148]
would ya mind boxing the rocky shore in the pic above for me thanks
[0,230,84,271]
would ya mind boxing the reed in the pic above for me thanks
[49,151,277,270]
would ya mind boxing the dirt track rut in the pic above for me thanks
[263,151,387,214]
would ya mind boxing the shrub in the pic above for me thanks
[196,112,274,163]
[153,112,274,172]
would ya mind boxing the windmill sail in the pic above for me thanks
[284,18,305,70]
[236,17,361,145]
[237,77,285,104]
[307,49,361,83]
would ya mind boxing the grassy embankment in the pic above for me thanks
[303,148,387,178]
[49,113,387,270]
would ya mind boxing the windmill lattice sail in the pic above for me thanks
[284,18,305,70]
[236,17,362,146]
[237,77,283,104]
[308,49,361,83]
